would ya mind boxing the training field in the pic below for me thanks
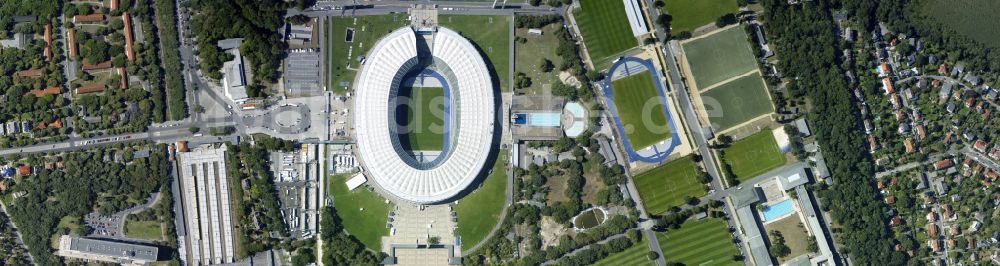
[327,15,409,92]
[662,0,738,33]
[402,87,446,151]
[920,0,1000,49]
[593,234,656,266]
[682,26,758,88]
[329,173,393,250]
[657,219,742,266]
[575,0,637,68]
[455,149,508,250]
[722,131,787,181]
[699,72,774,131]
[611,72,671,151]
[634,156,706,214]
[438,15,510,91]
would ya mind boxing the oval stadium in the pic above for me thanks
[353,26,496,204]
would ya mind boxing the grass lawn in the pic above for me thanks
[401,87,446,151]
[57,215,81,232]
[438,15,510,91]
[455,149,508,250]
[658,218,742,266]
[124,220,163,241]
[574,0,638,69]
[329,173,393,251]
[514,23,564,94]
[662,0,739,33]
[682,26,758,88]
[919,0,1000,49]
[722,131,787,181]
[611,72,672,151]
[593,234,656,266]
[634,156,706,214]
[765,215,810,263]
[699,72,774,131]
[326,15,410,92]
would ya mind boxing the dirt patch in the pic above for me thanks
[545,174,570,204]
[539,216,569,249]
[559,71,582,88]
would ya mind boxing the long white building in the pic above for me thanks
[178,145,235,265]
[354,27,496,204]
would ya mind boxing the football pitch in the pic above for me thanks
[662,0,738,32]
[634,156,706,214]
[575,0,637,68]
[682,26,758,89]
[438,15,510,91]
[401,87,446,151]
[593,233,656,266]
[326,15,410,92]
[722,130,787,181]
[699,72,774,131]
[657,219,742,266]
[611,72,672,151]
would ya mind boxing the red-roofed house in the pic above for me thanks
[882,77,895,94]
[82,60,113,70]
[884,195,896,204]
[974,140,987,152]
[43,24,52,61]
[68,27,78,57]
[122,12,135,61]
[16,68,42,77]
[73,14,106,23]
[869,135,879,152]
[26,87,61,97]
[916,125,927,140]
[905,138,915,154]
[944,132,953,145]
[965,96,975,108]
[16,166,30,176]
[110,0,119,10]
[891,94,901,109]
[75,83,107,94]
[927,223,938,237]
[927,211,937,222]
[928,240,942,252]
[934,159,953,170]
[984,109,991,120]
[931,79,941,87]
[890,216,903,227]
[117,67,128,89]
[938,64,948,75]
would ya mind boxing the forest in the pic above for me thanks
[759,0,903,264]
[153,0,188,120]
[5,145,171,265]
[188,0,287,97]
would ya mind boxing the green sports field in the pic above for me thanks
[699,72,774,131]
[657,219,742,266]
[611,72,672,151]
[682,26,758,88]
[329,173,393,250]
[722,131,787,181]
[402,87,446,151]
[438,15,510,91]
[593,234,656,266]
[662,0,738,33]
[124,220,163,241]
[455,149,508,250]
[326,15,410,92]
[634,156,706,214]
[575,0,638,69]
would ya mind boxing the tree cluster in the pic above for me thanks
[759,0,901,263]
[189,0,288,93]
[225,142,289,258]
[154,0,188,120]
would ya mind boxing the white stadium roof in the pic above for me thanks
[354,27,495,204]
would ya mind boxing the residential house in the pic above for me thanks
[82,60,113,71]
[905,138,915,153]
[75,83,107,94]
[933,159,953,170]
[950,64,964,77]
[974,140,988,153]
[916,125,927,140]
[882,77,895,94]
[964,73,981,86]
[928,223,939,237]
[73,14,106,23]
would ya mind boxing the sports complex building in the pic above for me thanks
[353,26,496,205]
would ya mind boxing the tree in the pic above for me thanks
[715,13,737,28]
[514,72,533,89]
[769,230,791,258]
[540,58,554,72]
[188,127,200,133]
[529,0,542,6]
[428,236,441,245]
[287,14,311,25]
[653,0,665,8]
[647,251,659,260]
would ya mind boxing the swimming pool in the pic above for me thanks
[526,113,561,127]
[761,199,794,221]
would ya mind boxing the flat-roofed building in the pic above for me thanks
[56,235,159,266]
[178,144,236,265]
[222,49,250,103]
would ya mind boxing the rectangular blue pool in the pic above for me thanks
[761,199,794,222]
[527,113,561,127]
